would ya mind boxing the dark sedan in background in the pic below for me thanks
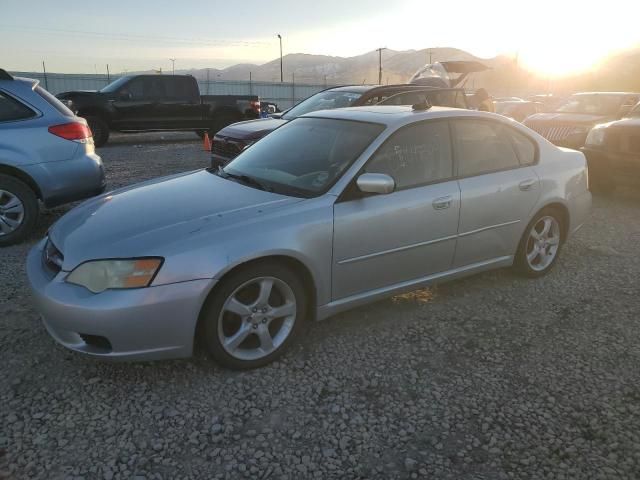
[524,92,640,149]
[582,102,640,192]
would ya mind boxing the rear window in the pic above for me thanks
[0,91,36,122]
[35,85,74,117]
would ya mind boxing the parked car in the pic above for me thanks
[524,92,640,149]
[56,74,261,147]
[526,94,567,113]
[495,100,543,122]
[211,84,468,167]
[0,70,104,246]
[581,101,640,192]
[409,61,490,87]
[260,101,280,117]
[27,105,591,369]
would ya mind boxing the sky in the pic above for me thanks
[2,0,639,77]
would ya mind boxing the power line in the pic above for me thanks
[0,24,269,48]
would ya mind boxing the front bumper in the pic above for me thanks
[26,238,214,361]
[23,152,106,208]
[582,147,640,181]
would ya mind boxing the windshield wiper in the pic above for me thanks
[217,168,271,192]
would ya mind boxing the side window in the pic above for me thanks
[453,120,521,177]
[0,91,36,122]
[362,95,390,106]
[510,129,536,166]
[365,121,453,189]
[123,78,146,99]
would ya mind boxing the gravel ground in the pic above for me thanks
[2,131,640,479]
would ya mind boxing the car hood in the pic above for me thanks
[49,169,301,270]
[216,117,288,141]
[524,112,614,125]
[599,116,640,128]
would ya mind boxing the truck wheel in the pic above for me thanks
[0,174,39,247]
[85,116,110,147]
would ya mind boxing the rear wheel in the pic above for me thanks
[201,262,307,369]
[85,116,110,147]
[514,208,563,277]
[0,175,39,247]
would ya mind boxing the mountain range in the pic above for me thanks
[156,46,640,94]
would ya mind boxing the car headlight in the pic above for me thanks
[585,127,606,146]
[66,258,163,293]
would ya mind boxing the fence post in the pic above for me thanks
[42,61,48,90]
[249,71,252,95]
[291,73,295,106]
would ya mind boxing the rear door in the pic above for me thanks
[332,120,460,299]
[451,118,540,267]
[155,77,204,129]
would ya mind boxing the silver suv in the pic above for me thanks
[0,69,105,246]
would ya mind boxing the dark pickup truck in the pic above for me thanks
[57,74,260,147]
[211,84,468,167]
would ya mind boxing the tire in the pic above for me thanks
[514,207,564,278]
[200,261,308,370]
[85,116,110,147]
[0,174,39,247]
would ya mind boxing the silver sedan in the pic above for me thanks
[27,106,591,369]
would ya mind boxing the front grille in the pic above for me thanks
[211,136,244,161]
[42,238,63,275]
[604,127,640,155]
[526,122,575,143]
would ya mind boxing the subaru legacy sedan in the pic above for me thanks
[27,106,591,369]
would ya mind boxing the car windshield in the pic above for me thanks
[555,94,624,115]
[282,90,363,120]
[99,76,131,93]
[221,117,384,197]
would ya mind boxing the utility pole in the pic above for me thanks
[106,64,110,83]
[206,68,210,94]
[277,34,283,82]
[376,47,387,85]
[169,58,176,75]
[429,49,433,63]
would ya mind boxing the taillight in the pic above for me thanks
[48,122,92,142]
[250,100,261,114]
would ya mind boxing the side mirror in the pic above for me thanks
[356,173,395,195]
[118,91,132,101]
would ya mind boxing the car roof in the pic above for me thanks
[302,105,491,127]
[326,84,465,94]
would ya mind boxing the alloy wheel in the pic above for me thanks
[525,215,561,271]
[0,190,25,236]
[218,276,297,361]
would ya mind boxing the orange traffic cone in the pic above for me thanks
[203,132,211,151]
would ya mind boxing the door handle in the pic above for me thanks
[519,179,536,191]
[432,195,453,210]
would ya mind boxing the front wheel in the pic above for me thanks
[201,262,307,369]
[514,208,564,277]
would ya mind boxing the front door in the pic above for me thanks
[332,120,460,300]
[111,76,165,130]
[451,118,541,267]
